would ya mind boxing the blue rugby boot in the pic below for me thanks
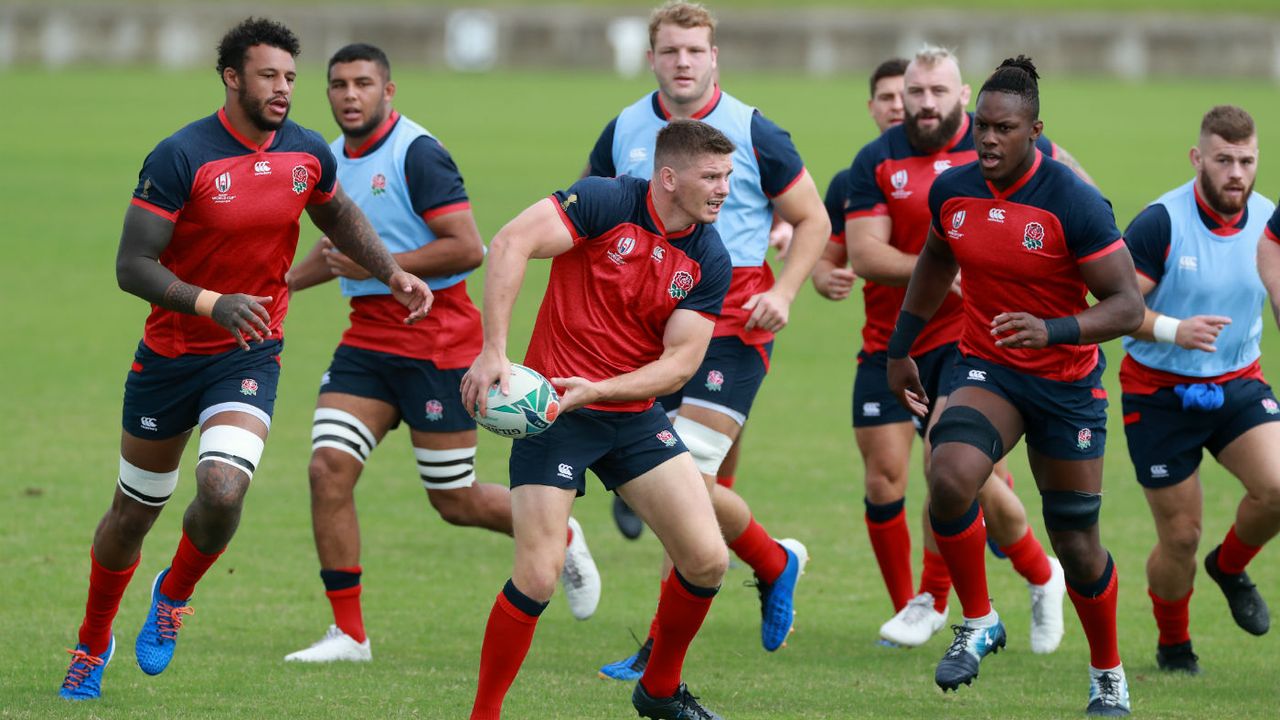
[59,636,114,700]
[1086,665,1131,717]
[599,636,652,681]
[757,538,808,651]
[934,615,1007,691]
[135,568,194,675]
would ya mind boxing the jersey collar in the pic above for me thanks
[986,148,1042,201]
[646,186,697,239]
[218,107,276,152]
[652,85,722,121]
[344,110,401,159]
[1192,182,1248,236]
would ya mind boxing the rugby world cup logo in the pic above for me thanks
[240,378,259,396]
[215,172,232,194]
[291,165,309,195]
[656,430,678,447]
[1023,221,1046,251]
[371,173,387,196]
[1076,427,1092,450]
[891,169,908,190]
[616,236,636,256]
[952,211,966,230]
[425,399,444,421]
[669,270,694,299]
[705,369,725,392]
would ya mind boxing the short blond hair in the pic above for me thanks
[649,1,716,49]
[913,44,959,69]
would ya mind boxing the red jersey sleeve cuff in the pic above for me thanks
[767,167,808,199]
[846,204,888,222]
[307,188,337,206]
[1265,225,1280,245]
[548,196,586,244]
[421,200,471,222]
[130,197,179,222]
[1077,237,1125,264]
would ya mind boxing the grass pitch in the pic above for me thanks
[3,66,1280,718]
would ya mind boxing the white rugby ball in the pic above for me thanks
[475,363,561,439]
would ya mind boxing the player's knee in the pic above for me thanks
[1249,482,1280,517]
[312,408,377,466]
[307,449,359,499]
[928,406,1004,464]
[677,542,729,588]
[1161,523,1202,558]
[415,447,477,493]
[1047,532,1105,581]
[516,559,562,602]
[117,456,179,508]
[1041,490,1102,532]
[927,461,978,517]
[862,460,907,501]
[107,493,164,540]
[673,416,733,477]
[427,487,479,527]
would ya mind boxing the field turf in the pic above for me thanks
[3,66,1279,718]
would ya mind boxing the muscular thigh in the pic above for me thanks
[676,336,772,426]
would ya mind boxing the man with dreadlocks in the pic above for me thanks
[887,56,1144,717]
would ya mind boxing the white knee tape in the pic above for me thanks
[415,447,477,490]
[118,457,179,507]
[312,408,377,464]
[197,425,265,479]
[672,416,733,476]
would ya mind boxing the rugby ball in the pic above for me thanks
[475,363,561,439]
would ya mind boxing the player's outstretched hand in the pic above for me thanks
[887,356,929,417]
[990,312,1049,349]
[389,270,433,324]
[769,219,794,261]
[743,289,791,333]
[816,267,856,301]
[1176,315,1231,352]
[550,376,602,413]
[461,349,510,418]
[211,294,273,350]
[321,238,372,280]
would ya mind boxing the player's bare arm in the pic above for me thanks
[1053,144,1097,187]
[811,241,855,301]
[306,183,433,323]
[322,209,485,281]
[1259,234,1280,327]
[553,309,715,413]
[1127,273,1230,352]
[991,245,1144,349]
[285,237,338,292]
[461,198,574,416]
[116,204,272,350]
[846,215,919,286]
[885,229,960,415]
[743,171,830,332]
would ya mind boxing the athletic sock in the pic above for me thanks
[644,573,669,642]
[716,475,736,489]
[471,580,546,720]
[728,517,787,584]
[930,501,991,619]
[160,531,224,601]
[321,566,365,643]
[1149,587,1192,646]
[1000,526,1052,586]
[639,569,718,699]
[865,497,914,612]
[918,549,951,613]
[78,548,139,656]
[1067,554,1122,669]
[1217,524,1263,574]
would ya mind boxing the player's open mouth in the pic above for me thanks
[268,98,290,113]
[341,108,363,121]
[980,153,1001,167]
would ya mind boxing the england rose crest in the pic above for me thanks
[371,173,387,196]
[656,430,678,447]
[1076,427,1092,450]
[1024,222,1045,251]
[1263,398,1279,415]
[240,378,259,396]
[668,270,694,299]
[291,165,309,195]
[425,399,444,421]
[705,370,725,392]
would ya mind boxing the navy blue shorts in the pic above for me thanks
[320,344,476,433]
[853,343,959,436]
[656,336,772,424]
[1122,377,1280,488]
[122,339,282,440]
[509,406,688,496]
[947,354,1108,460]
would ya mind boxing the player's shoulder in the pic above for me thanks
[851,130,896,172]
[150,112,222,158]
[932,161,984,197]
[271,119,331,156]
[1039,155,1107,206]
[683,223,731,271]
[567,174,647,218]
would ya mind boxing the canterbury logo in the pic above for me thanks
[254,161,271,175]
[988,208,1005,222]
[140,416,159,430]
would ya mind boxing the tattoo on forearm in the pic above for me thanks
[328,199,399,283]
[162,280,201,315]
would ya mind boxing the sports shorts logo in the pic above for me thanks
[967,369,987,382]
[425,399,444,421]
[705,370,725,392]
[889,169,912,199]
[140,416,159,431]
[1076,427,1093,450]
[560,193,578,211]
[933,159,953,174]
[656,430,678,447]
[557,463,574,479]
[988,208,1005,223]
[1150,464,1169,479]
[291,165,309,195]
[320,371,331,386]
[254,161,271,176]
[862,402,881,417]
[669,270,694,299]
[1263,398,1279,415]
[371,173,387,196]
[1023,222,1045,251]
[240,378,259,396]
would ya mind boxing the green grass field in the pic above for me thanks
[3,64,1280,719]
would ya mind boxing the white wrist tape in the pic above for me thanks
[1152,314,1181,344]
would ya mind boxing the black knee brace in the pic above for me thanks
[1041,490,1102,531]
[928,406,1003,462]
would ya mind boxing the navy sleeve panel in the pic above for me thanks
[1123,204,1172,282]
[678,227,732,316]
[587,118,619,178]
[846,140,889,215]
[750,110,806,197]
[1059,174,1123,259]
[133,135,194,214]
[296,125,338,195]
[824,168,851,238]
[1268,203,1280,240]
[1035,134,1057,158]
[552,175,631,240]
[404,135,469,216]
